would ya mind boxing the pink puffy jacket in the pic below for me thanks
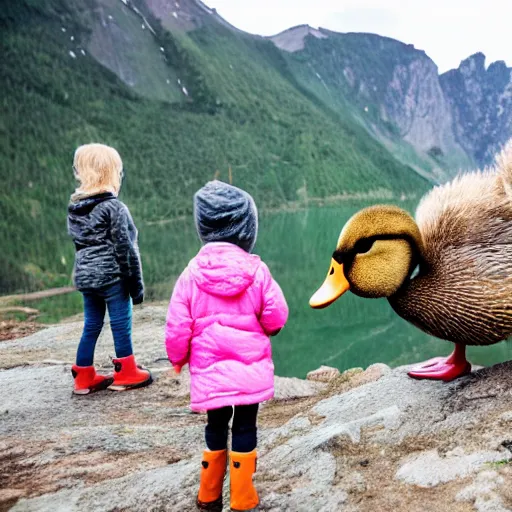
[165,242,289,412]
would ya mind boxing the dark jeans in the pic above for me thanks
[205,404,259,453]
[76,281,133,367]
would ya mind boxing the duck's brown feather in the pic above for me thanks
[389,141,512,346]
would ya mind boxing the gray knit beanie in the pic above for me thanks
[193,180,258,253]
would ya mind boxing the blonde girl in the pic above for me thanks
[67,143,152,394]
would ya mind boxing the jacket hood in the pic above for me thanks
[68,192,116,216]
[189,242,261,297]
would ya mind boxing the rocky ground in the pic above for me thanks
[1,305,511,511]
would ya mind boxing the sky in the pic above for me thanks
[206,0,510,73]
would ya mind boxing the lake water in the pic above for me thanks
[142,201,512,378]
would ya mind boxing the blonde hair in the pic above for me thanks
[72,143,123,200]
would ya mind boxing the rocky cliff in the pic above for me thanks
[271,26,512,172]
[67,3,512,175]
[1,306,511,511]
[441,53,512,165]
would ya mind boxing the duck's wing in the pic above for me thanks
[408,141,512,345]
[415,140,512,276]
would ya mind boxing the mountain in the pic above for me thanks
[1,1,510,297]
[440,53,512,164]
[0,0,429,294]
[270,26,512,175]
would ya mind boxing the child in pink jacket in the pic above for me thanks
[165,180,289,512]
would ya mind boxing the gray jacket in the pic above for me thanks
[67,193,144,303]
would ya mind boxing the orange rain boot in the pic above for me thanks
[230,450,259,511]
[71,365,113,395]
[108,354,153,391]
[196,449,227,511]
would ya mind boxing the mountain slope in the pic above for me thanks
[271,26,511,173]
[0,0,429,294]
[270,28,472,183]
[85,0,183,102]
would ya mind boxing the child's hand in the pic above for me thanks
[132,292,144,305]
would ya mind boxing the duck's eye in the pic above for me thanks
[355,239,374,254]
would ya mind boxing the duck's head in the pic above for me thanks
[309,205,424,308]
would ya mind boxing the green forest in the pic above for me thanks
[0,0,429,297]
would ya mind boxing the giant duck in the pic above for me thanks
[309,140,512,381]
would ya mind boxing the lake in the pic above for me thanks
[141,200,512,378]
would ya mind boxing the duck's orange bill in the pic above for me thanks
[309,259,350,309]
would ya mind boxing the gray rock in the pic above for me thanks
[274,376,327,399]
[456,470,510,512]
[396,449,510,487]
[306,365,341,382]
[11,461,198,512]
[3,310,512,512]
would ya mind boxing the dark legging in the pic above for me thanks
[205,404,259,453]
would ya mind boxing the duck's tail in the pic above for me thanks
[496,138,512,199]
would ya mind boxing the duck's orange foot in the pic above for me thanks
[407,344,471,382]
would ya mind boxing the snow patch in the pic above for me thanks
[141,24,145,30]
[343,67,355,88]
[271,25,327,52]
[177,79,181,85]
[364,106,369,112]
[229,64,233,70]
[70,36,74,41]
[69,51,76,59]
[315,72,321,79]
[81,49,86,56]
[160,47,165,52]
[182,87,189,96]
[172,12,178,18]
[166,79,170,84]
[121,0,127,4]
[61,27,66,32]
[108,15,113,20]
